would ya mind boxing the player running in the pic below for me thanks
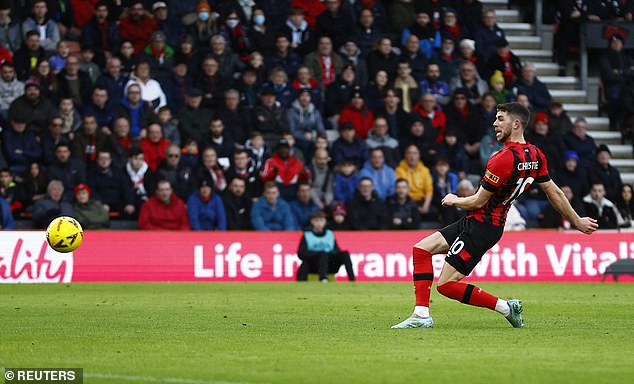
[392,102,598,329]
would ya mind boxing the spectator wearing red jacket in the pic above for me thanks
[138,179,190,230]
[339,87,374,139]
[260,139,310,201]
[140,122,170,171]
[118,1,158,54]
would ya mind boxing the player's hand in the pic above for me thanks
[441,193,458,207]
[575,217,599,234]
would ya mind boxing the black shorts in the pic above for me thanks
[439,216,504,276]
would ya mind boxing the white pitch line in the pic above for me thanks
[84,373,258,384]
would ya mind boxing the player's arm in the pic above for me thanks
[441,187,494,211]
[538,180,598,234]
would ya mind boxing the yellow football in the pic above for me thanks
[46,216,83,253]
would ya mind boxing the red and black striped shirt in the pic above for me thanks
[469,141,550,227]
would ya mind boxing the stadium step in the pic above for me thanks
[481,0,510,10]
[590,131,623,144]
[570,116,610,130]
[498,22,535,36]
[539,76,579,90]
[512,49,553,62]
[607,144,632,158]
[562,103,598,116]
[621,172,634,184]
[549,90,587,103]
[534,62,560,76]
[496,9,521,23]
[610,159,634,172]
[508,35,541,49]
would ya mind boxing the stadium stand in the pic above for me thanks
[0,0,632,231]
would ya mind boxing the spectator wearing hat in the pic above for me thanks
[152,1,181,48]
[483,38,522,87]
[489,70,515,104]
[589,145,623,203]
[29,180,73,229]
[290,182,320,229]
[354,8,382,55]
[328,202,349,230]
[449,61,488,105]
[557,150,589,200]
[253,85,287,148]
[399,116,437,169]
[600,33,634,130]
[118,81,159,139]
[187,177,227,230]
[563,117,597,171]
[177,87,213,145]
[338,39,368,87]
[339,87,374,139]
[286,88,326,156]
[296,210,355,282]
[21,0,60,52]
[160,60,192,115]
[514,62,551,112]
[246,8,274,57]
[324,63,358,125]
[331,121,368,169]
[526,111,566,176]
[260,138,310,201]
[118,1,158,54]
[251,181,297,230]
[431,37,460,84]
[139,179,191,230]
[219,10,251,61]
[81,2,119,62]
[72,183,109,229]
[385,178,421,230]
[0,1,21,52]
[346,176,388,230]
[8,78,55,135]
[473,9,506,62]
[305,36,344,88]
[458,38,480,71]
[140,30,175,81]
[2,116,42,175]
[12,30,46,81]
[418,63,450,107]
[401,9,440,60]
[0,63,24,119]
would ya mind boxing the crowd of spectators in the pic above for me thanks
[0,0,633,232]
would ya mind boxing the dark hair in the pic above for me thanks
[263,181,278,190]
[233,148,249,157]
[497,102,530,129]
[55,142,71,151]
[25,30,40,39]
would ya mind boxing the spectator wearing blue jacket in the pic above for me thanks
[514,63,551,112]
[187,178,227,231]
[2,117,42,175]
[0,195,14,229]
[290,183,320,230]
[358,148,396,200]
[333,160,360,203]
[251,182,297,230]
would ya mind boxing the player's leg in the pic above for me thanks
[436,224,524,328]
[391,231,451,329]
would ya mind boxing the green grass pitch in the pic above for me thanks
[1,282,633,384]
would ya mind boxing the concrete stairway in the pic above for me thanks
[481,0,634,184]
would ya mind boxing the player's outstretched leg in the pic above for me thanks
[436,264,524,328]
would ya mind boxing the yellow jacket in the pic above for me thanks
[395,159,433,202]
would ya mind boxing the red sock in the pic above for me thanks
[413,247,433,307]
[437,282,498,310]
